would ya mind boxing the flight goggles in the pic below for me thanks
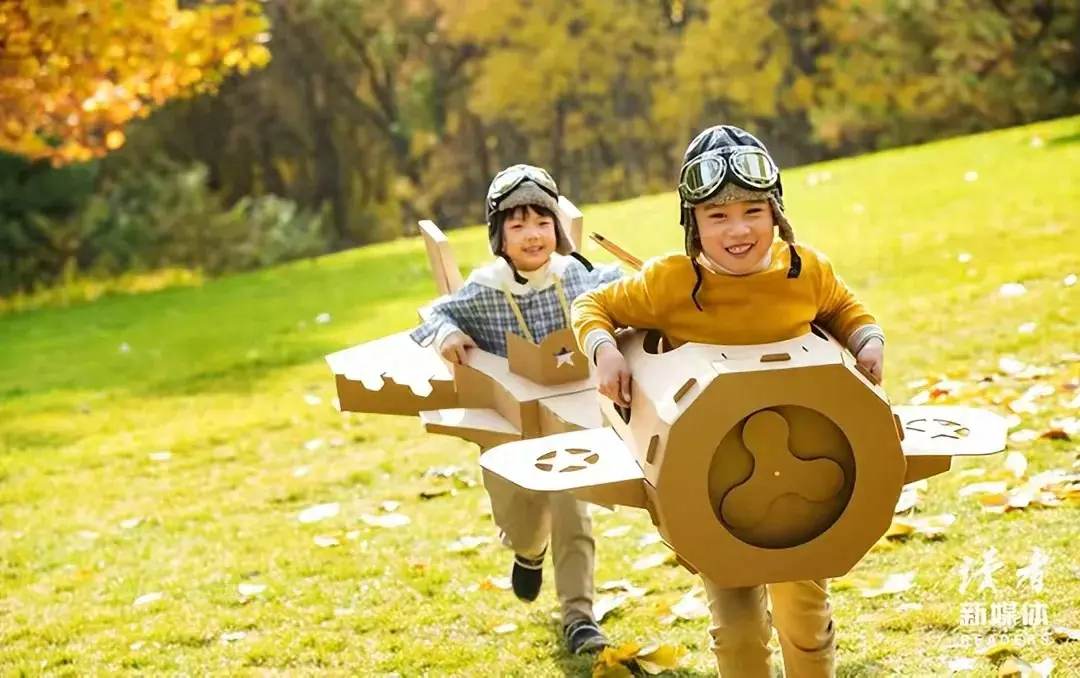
[678,146,780,204]
[486,165,559,217]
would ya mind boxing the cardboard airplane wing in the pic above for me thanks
[478,427,649,509]
[326,330,457,416]
[479,428,642,491]
[892,405,1009,457]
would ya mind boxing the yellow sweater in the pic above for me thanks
[572,239,881,356]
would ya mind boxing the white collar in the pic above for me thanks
[696,247,773,276]
[467,253,573,293]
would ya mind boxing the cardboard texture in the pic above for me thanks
[478,325,1009,589]
[326,197,607,450]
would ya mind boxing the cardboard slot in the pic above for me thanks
[673,378,697,403]
[760,352,792,363]
[646,435,659,464]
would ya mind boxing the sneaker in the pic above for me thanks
[511,548,545,602]
[564,618,610,655]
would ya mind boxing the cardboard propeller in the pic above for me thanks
[325,196,608,448]
[477,234,1010,589]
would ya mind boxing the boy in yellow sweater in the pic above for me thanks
[571,125,884,677]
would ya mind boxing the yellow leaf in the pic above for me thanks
[246,44,272,68]
[636,643,688,674]
[105,130,125,150]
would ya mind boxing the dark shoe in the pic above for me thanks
[564,618,610,655]
[511,549,545,602]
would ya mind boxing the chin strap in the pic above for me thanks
[568,251,595,271]
[499,253,528,285]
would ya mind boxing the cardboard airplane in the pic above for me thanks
[325,196,613,451]
[326,205,1009,590]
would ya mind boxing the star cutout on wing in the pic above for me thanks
[554,346,576,368]
[904,418,970,441]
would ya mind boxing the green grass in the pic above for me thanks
[3,117,1080,677]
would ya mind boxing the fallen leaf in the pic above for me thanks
[594,643,645,678]
[447,535,492,553]
[602,525,631,538]
[593,594,628,622]
[636,643,688,675]
[419,488,456,500]
[1005,452,1028,479]
[669,587,710,620]
[1041,429,1071,441]
[314,535,340,548]
[119,518,142,530]
[632,552,674,571]
[964,170,979,182]
[315,312,331,324]
[958,468,988,479]
[958,253,973,264]
[897,602,923,612]
[1064,274,1077,287]
[981,641,1018,660]
[860,572,915,598]
[303,394,322,406]
[480,576,512,591]
[345,530,361,540]
[1018,322,1037,335]
[1050,626,1080,642]
[910,390,932,406]
[492,623,517,635]
[895,485,923,513]
[598,580,649,598]
[238,583,266,597]
[947,657,977,672]
[1000,357,1027,375]
[999,283,1027,297]
[293,466,311,478]
[961,481,1009,497]
[220,631,246,643]
[1010,429,1040,443]
[303,439,324,452]
[885,514,956,540]
[638,533,663,547]
[133,592,163,607]
[380,500,401,512]
[298,503,339,524]
[360,513,411,528]
[130,641,145,651]
[149,451,172,462]
[997,656,1052,677]
[1009,400,1041,415]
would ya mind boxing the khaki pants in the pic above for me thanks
[481,467,595,624]
[702,576,836,677]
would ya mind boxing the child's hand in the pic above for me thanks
[856,337,884,384]
[439,331,477,365]
[595,343,632,408]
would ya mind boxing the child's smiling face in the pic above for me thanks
[694,199,776,274]
[501,205,558,272]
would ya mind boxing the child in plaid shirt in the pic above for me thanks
[410,164,623,655]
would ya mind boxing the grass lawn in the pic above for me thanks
[2,116,1080,677]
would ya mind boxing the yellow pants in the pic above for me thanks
[701,577,836,677]
[481,468,596,624]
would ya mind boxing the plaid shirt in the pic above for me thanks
[410,256,624,358]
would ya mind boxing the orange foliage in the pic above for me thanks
[0,0,271,165]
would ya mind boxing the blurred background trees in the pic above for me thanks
[2,0,1078,297]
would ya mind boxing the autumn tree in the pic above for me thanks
[0,0,271,166]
